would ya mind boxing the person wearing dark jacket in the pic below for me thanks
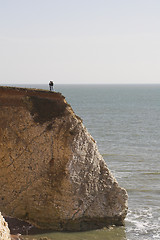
[49,81,54,91]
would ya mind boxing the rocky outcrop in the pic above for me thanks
[0,86,128,231]
[0,212,11,240]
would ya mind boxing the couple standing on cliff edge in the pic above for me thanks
[49,80,54,91]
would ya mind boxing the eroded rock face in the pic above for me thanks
[0,212,11,240]
[0,86,128,231]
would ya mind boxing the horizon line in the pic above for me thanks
[1,83,160,85]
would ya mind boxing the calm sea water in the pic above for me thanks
[9,84,160,240]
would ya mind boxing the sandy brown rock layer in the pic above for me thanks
[0,86,128,231]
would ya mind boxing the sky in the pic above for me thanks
[0,0,160,84]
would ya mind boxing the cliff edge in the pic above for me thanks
[0,86,128,231]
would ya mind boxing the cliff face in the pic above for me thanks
[0,86,128,231]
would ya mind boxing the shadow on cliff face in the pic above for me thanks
[23,96,67,124]
[5,216,53,235]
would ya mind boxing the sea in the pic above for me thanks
[5,84,160,240]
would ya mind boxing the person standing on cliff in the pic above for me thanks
[49,81,54,91]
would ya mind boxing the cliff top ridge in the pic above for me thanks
[0,86,64,100]
[0,86,68,124]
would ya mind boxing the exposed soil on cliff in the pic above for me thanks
[0,86,67,124]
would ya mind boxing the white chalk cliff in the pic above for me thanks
[0,212,11,240]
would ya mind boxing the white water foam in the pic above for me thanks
[126,207,160,239]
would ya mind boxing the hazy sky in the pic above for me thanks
[1,0,160,84]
